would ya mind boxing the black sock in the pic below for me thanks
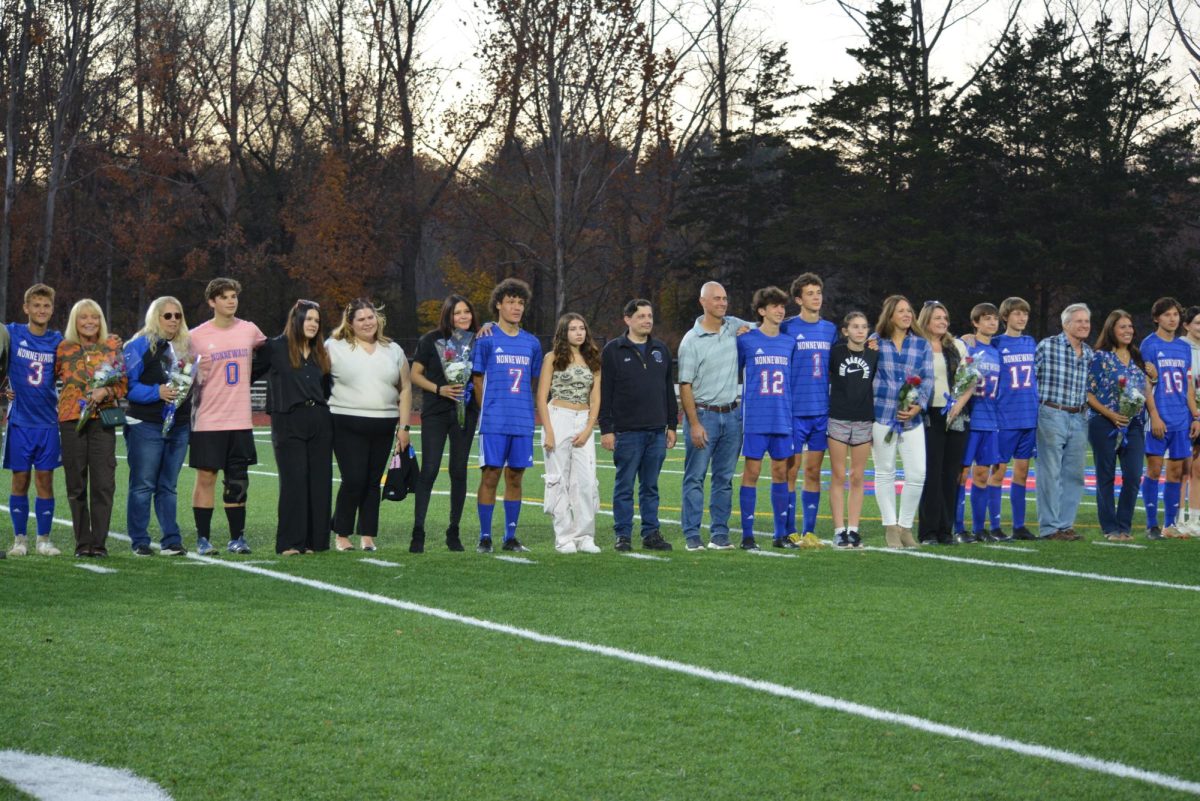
[225,506,246,541]
[194,507,213,539]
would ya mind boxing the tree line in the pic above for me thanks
[1,0,1197,344]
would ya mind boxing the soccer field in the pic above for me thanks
[3,427,1199,800]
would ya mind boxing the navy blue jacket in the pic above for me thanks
[598,334,677,434]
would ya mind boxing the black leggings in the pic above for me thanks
[331,414,397,537]
[412,407,478,531]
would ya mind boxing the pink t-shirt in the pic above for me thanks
[190,318,267,431]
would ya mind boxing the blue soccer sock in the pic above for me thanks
[988,484,1002,530]
[786,490,797,535]
[503,499,521,541]
[955,483,966,533]
[477,502,495,541]
[9,495,28,537]
[740,486,756,540]
[970,484,987,532]
[1142,476,1160,529]
[801,489,820,534]
[1011,483,1027,529]
[1164,481,1181,528]
[34,497,54,537]
[771,483,790,538]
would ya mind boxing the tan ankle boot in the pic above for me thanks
[884,525,902,548]
[898,527,917,548]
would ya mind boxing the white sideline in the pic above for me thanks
[0,750,173,801]
[195,556,1200,797]
[73,563,117,574]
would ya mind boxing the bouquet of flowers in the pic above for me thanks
[77,358,126,433]
[886,375,924,443]
[1113,375,1146,451]
[163,348,201,436]
[944,355,980,431]
[436,330,475,428]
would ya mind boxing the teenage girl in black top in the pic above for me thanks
[826,311,879,547]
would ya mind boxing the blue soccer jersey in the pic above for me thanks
[993,333,1038,430]
[1142,333,1192,427]
[473,328,542,436]
[780,316,836,417]
[967,341,1001,432]
[738,329,795,435]
[7,323,63,429]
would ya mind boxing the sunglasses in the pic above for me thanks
[161,312,182,320]
[923,300,941,308]
[298,299,320,309]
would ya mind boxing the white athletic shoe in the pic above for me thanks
[8,536,28,557]
[35,536,61,556]
[577,540,601,554]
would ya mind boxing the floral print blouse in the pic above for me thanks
[56,335,127,422]
[1086,349,1147,424]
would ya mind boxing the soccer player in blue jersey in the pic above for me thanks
[472,278,542,553]
[961,304,1007,543]
[780,273,836,547]
[737,286,797,549]
[989,297,1039,540]
[5,284,65,557]
[1141,297,1200,539]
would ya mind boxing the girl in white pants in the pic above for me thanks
[536,313,602,553]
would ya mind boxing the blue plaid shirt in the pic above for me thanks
[1036,333,1092,408]
[871,332,934,431]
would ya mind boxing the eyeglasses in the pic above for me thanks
[923,300,941,308]
[161,312,182,320]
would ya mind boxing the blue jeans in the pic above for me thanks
[611,429,667,541]
[1035,406,1088,535]
[1088,415,1144,534]
[125,419,190,549]
[681,409,742,543]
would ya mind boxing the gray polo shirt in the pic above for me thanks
[677,315,752,407]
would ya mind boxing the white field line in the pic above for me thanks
[360,558,403,567]
[493,555,535,564]
[1093,542,1148,550]
[983,545,1037,553]
[73,563,117,574]
[875,548,1200,592]
[196,556,1200,797]
[748,549,798,559]
[0,750,174,801]
[622,553,670,562]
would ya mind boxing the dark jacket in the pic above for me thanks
[123,334,194,424]
[598,334,678,435]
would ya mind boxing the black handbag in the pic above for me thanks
[381,445,419,502]
[98,407,127,428]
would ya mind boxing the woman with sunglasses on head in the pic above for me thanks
[408,294,478,552]
[124,297,193,556]
[327,298,412,552]
[257,300,333,554]
[57,300,127,558]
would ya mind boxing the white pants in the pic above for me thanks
[542,405,599,551]
[871,422,927,528]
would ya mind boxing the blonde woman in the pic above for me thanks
[123,296,193,556]
[536,313,602,553]
[56,299,126,557]
[327,299,412,551]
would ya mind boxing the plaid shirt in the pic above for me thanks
[1036,333,1092,408]
[871,332,934,430]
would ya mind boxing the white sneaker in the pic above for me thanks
[554,542,577,554]
[8,536,28,557]
[577,540,601,554]
[36,536,61,556]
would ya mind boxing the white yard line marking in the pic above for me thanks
[239,560,278,565]
[878,548,1200,592]
[983,545,1037,553]
[494,555,536,564]
[748,550,798,559]
[360,558,403,567]
[195,557,1200,797]
[0,750,174,801]
[622,553,670,562]
[73,563,117,574]
[1093,542,1148,550]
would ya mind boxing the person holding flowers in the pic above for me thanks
[409,295,478,552]
[1086,310,1148,541]
[124,297,195,557]
[56,299,126,557]
[870,295,934,548]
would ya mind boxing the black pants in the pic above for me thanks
[412,407,478,532]
[919,416,968,543]
[60,420,117,552]
[272,404,333,552]
[331,414,397,537]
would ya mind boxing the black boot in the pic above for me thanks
[445,525,464,552]
[409,527,425,554]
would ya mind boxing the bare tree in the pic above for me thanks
[1,0,37,315]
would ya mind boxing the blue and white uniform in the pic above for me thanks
[963,341,1001,467]
[738,329,795,459]
[993,333,1039,460]
[1142,332,1192,460]
[4,323,64,471]
[473,327,542,468]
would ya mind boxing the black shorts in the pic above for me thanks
[189,429,258,471]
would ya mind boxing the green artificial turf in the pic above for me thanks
[1,428,1197,800]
